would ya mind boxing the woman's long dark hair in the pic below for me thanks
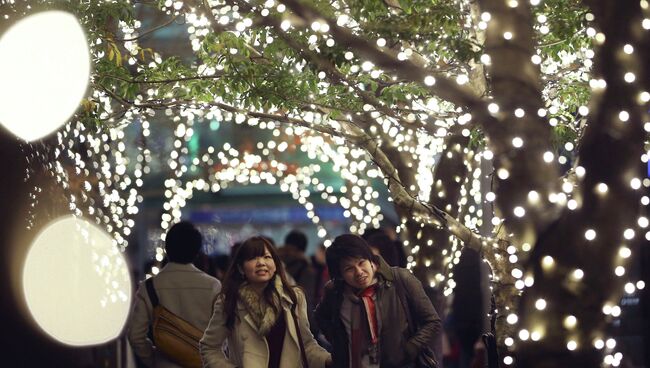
[220,236,298,330]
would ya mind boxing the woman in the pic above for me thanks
[200,236,331,368]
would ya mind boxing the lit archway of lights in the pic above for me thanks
[146,130,385,277]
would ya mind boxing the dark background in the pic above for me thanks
[0,132,103,366]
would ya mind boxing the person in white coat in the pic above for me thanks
[128,221,221,367]
[200,236,331,368]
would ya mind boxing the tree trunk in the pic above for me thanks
[516,1,648,366]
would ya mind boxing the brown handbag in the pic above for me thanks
[146,278,203,368]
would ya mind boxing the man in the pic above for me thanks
[315,234,441,367]
[128,221,221,367]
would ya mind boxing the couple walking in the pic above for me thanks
[129,222,440,368]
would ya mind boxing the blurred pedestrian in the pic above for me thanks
[366,232,401,267]
[311,242,329,303]
[209,253,231,281]
[311,242,332,349]
[278,230,317,331]
[450,248,491,368]
[363,226,407,268]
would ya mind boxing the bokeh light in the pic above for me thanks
[22,216,131,345]
[0,11,90,141]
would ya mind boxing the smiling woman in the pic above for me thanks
[200,236,332,368]
[0,10,89,141]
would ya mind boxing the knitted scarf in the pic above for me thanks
[238,276,284,335]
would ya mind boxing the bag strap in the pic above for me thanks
[145,277,159,308]
[290,303,309,368]
[393,269,415,335]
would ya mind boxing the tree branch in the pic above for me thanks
[277,0,500,132]
[97,72,224,85]
[114,15,180,42]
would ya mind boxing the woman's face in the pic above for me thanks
[241,246,277,286]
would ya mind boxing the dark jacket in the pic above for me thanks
[314,257,441,368]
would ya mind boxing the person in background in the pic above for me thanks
[128,221,221,367]
[311,242,329,303]
[277,230,317,331]
[200,236,331,368]
[315,234,441,367]
[449,248,491,368]
[209,253,231,281]
[311,242,332,349]
[363,226,407,268]
[193,249,211,274]
[366,232,401,267]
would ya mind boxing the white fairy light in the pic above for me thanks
[507,314,518,324]
[514,206,525,217]
[519,329,530,341]
[543,151,554,163]
[564,315,577,329]
[567,340,577,351]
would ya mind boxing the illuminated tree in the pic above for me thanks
[3,0,649,366]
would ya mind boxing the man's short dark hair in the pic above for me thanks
[165,221,202,263]
[284,230,308,252]
[326,234,378,280]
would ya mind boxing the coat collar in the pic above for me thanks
[160,262,202,272]
[236,278,297,339]
[375,255,394,282]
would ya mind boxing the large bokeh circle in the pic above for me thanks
[22,216,132,346]
[0,11,90,141]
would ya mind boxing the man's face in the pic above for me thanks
[340,257,376,290]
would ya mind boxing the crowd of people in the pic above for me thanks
[127,221,485,368]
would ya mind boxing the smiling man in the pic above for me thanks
[315,234,441,368]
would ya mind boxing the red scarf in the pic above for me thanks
[351,284,378,368]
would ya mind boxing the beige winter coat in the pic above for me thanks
[127,262,221,368]
[200,286,330,368]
